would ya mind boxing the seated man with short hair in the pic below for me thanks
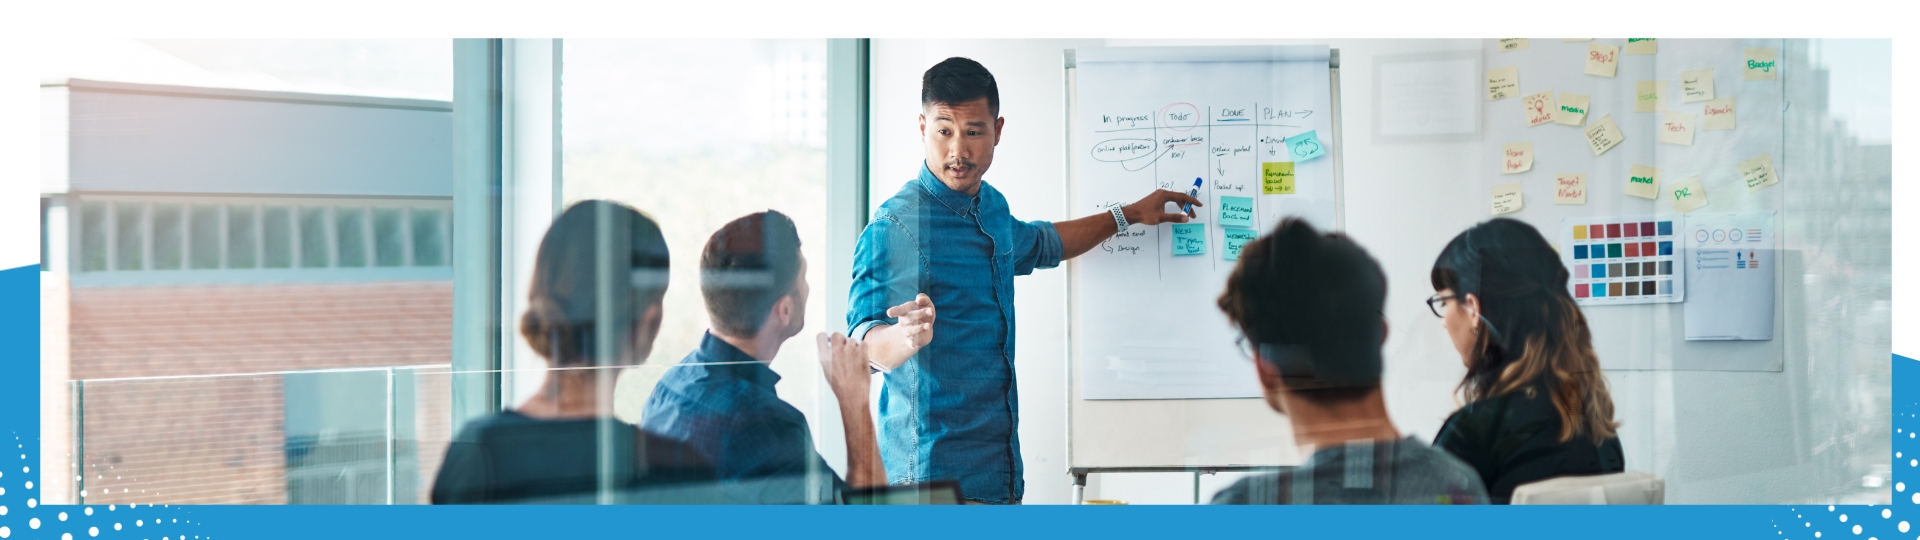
[641,210,884,504]
[1210,218,1488,505]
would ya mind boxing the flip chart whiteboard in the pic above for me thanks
[1066,46,1342,468]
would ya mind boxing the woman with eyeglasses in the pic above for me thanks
[1425,218,1623,504]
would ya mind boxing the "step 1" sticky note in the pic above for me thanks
[1171,223,1207,256]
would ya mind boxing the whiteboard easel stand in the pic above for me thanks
[1070,465,1291,505]
[1063,46,1344,506]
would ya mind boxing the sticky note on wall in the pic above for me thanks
[1171,223,1207,256]
[1486,66,1519,100]
[1669,177,1707,213]
[1659,112,1695,145]
[1218,196,1254,229]
[1492,182,1524,215]
[1743,48,1779,81]
[1702,98,1736,131]
[1261,162,1295,194]
[1583,115,1624,155]
[1555,173,1588,205]
[1625,38,1657,55]
[1555,93,1590,126]
[1285,131,1326,162]
[1585,43,1619,77]
[1498,39,1529,51]
[1681,69,1714,103]
[1224,229,1257,261]
[1740,153,1779,192]
[1523,91,1556,127]
[1502,142,1534,174]
[1635,80,1666,112]
[1625,164,1661,199]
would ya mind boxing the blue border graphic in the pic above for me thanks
[0,263,1904,539]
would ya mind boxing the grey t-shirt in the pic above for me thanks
[1210,437,1489,505]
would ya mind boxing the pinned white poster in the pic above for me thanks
[1683,212,1776,341]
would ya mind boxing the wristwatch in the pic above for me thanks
[1108,203,1129,231]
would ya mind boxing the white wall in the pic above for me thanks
[872,39,1890,505]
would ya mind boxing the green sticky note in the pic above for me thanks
[1285,130,1326,162]
[1171,223,1206,256]
[1218,196,1254,229]
[1261,162,1295,195]
[1224,229,1257,261]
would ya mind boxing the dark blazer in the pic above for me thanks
[1434,383,1624,504]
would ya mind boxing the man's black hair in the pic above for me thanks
[1216,218,1388,403]
[922,57,1000,116]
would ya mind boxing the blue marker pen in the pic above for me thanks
[1183,178,1203,214]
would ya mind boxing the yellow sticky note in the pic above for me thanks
[1554,173,1588,205]
[1669,176,1707,213]
[1625,164,1661,199]
[1634,80,1666,113]
[1625,38,1657,55]
[1659,112,1695,145]
[1585,43,1620,78]
[1261,162,1296,194]
[1491,182,1524,215]
[1583,115,1624,155]
[1740,153,1779,192]
[1702,98,1736,131]
[1554,93,1590,126]
[1743,48,1779,81]
[1498,39,1530,51]
[1502,142,1534,174]
[1523,91,1556,127]
[1486,67,1519,101]
[1681,69,1714,103]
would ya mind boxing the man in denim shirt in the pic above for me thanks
[645,211,884,504]
[848,58,1201,503]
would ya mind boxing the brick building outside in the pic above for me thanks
[41,76,455,505]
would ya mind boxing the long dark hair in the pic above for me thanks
[1431,218,1617,443]
[520,200,671,367]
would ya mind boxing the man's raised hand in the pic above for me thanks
[817,332,869,405]
[886,293,936,351]
[1124,189,1204,226]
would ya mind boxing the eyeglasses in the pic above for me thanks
[1425,293,1456,318]
[1233,335,1256,361]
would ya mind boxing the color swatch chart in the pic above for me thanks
[1559,215,1687,306]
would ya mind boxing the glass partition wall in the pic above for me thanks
[47,38,1889,506]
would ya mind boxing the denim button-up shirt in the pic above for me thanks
[847,163,1064,503]
[641,332,845,504]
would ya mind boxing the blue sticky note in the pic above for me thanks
[1573,245,1588,260]
[1224,229,1257,261]
[1658,241,1672,256]
[1285,130,1327,162]
[1594,282,1607,297]
[1218,196,1255,229]
[1590,264,1606,278]
[1657,221,1673,236]
[1171,223,1207,256]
